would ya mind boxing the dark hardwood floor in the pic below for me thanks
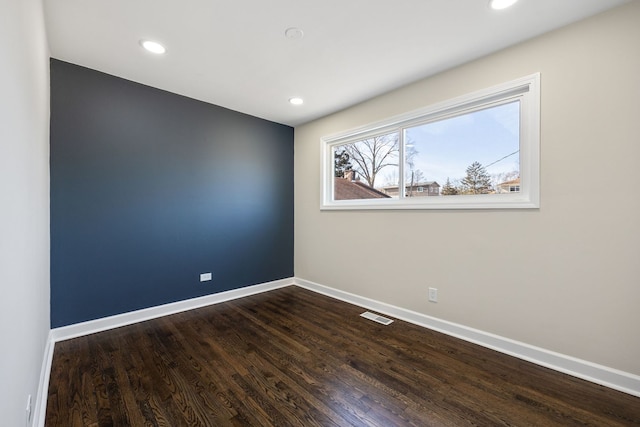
[46,286,640,426]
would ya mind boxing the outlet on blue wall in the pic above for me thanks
[50,59,294,327]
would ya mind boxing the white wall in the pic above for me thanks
[0,0,51,425]
[295,2,640,376]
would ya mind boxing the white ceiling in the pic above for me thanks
[43,0,628,126]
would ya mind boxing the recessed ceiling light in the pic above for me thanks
[289,97,304,106]
[490,0,518,10]
[140,40,166,54]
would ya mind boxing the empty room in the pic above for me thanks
[1,0,639,426]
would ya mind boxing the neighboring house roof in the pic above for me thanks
[499,178,520,186]
[334,177,391,200]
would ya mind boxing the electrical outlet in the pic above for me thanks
[200,272,212,282]
[428,287,438,303]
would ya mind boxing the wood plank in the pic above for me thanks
[46,286,640,426]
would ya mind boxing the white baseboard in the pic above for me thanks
[51,278,294,343]
[294,277,640,398]
[32,331,55,427]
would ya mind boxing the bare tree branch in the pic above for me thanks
[341,133,399,187]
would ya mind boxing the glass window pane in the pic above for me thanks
[333,132,399,200]
[404,101,520,196]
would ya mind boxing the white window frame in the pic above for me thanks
[321,73,540,210]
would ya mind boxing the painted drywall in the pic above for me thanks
[0,0,51,425]
[50,60,294,327]
[294,1,640,376]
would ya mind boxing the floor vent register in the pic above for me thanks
[360,311,394,325]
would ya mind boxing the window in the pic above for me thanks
[321,74,540,210]
[332,131,399,201]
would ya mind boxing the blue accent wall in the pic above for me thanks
[50,59,294,327]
